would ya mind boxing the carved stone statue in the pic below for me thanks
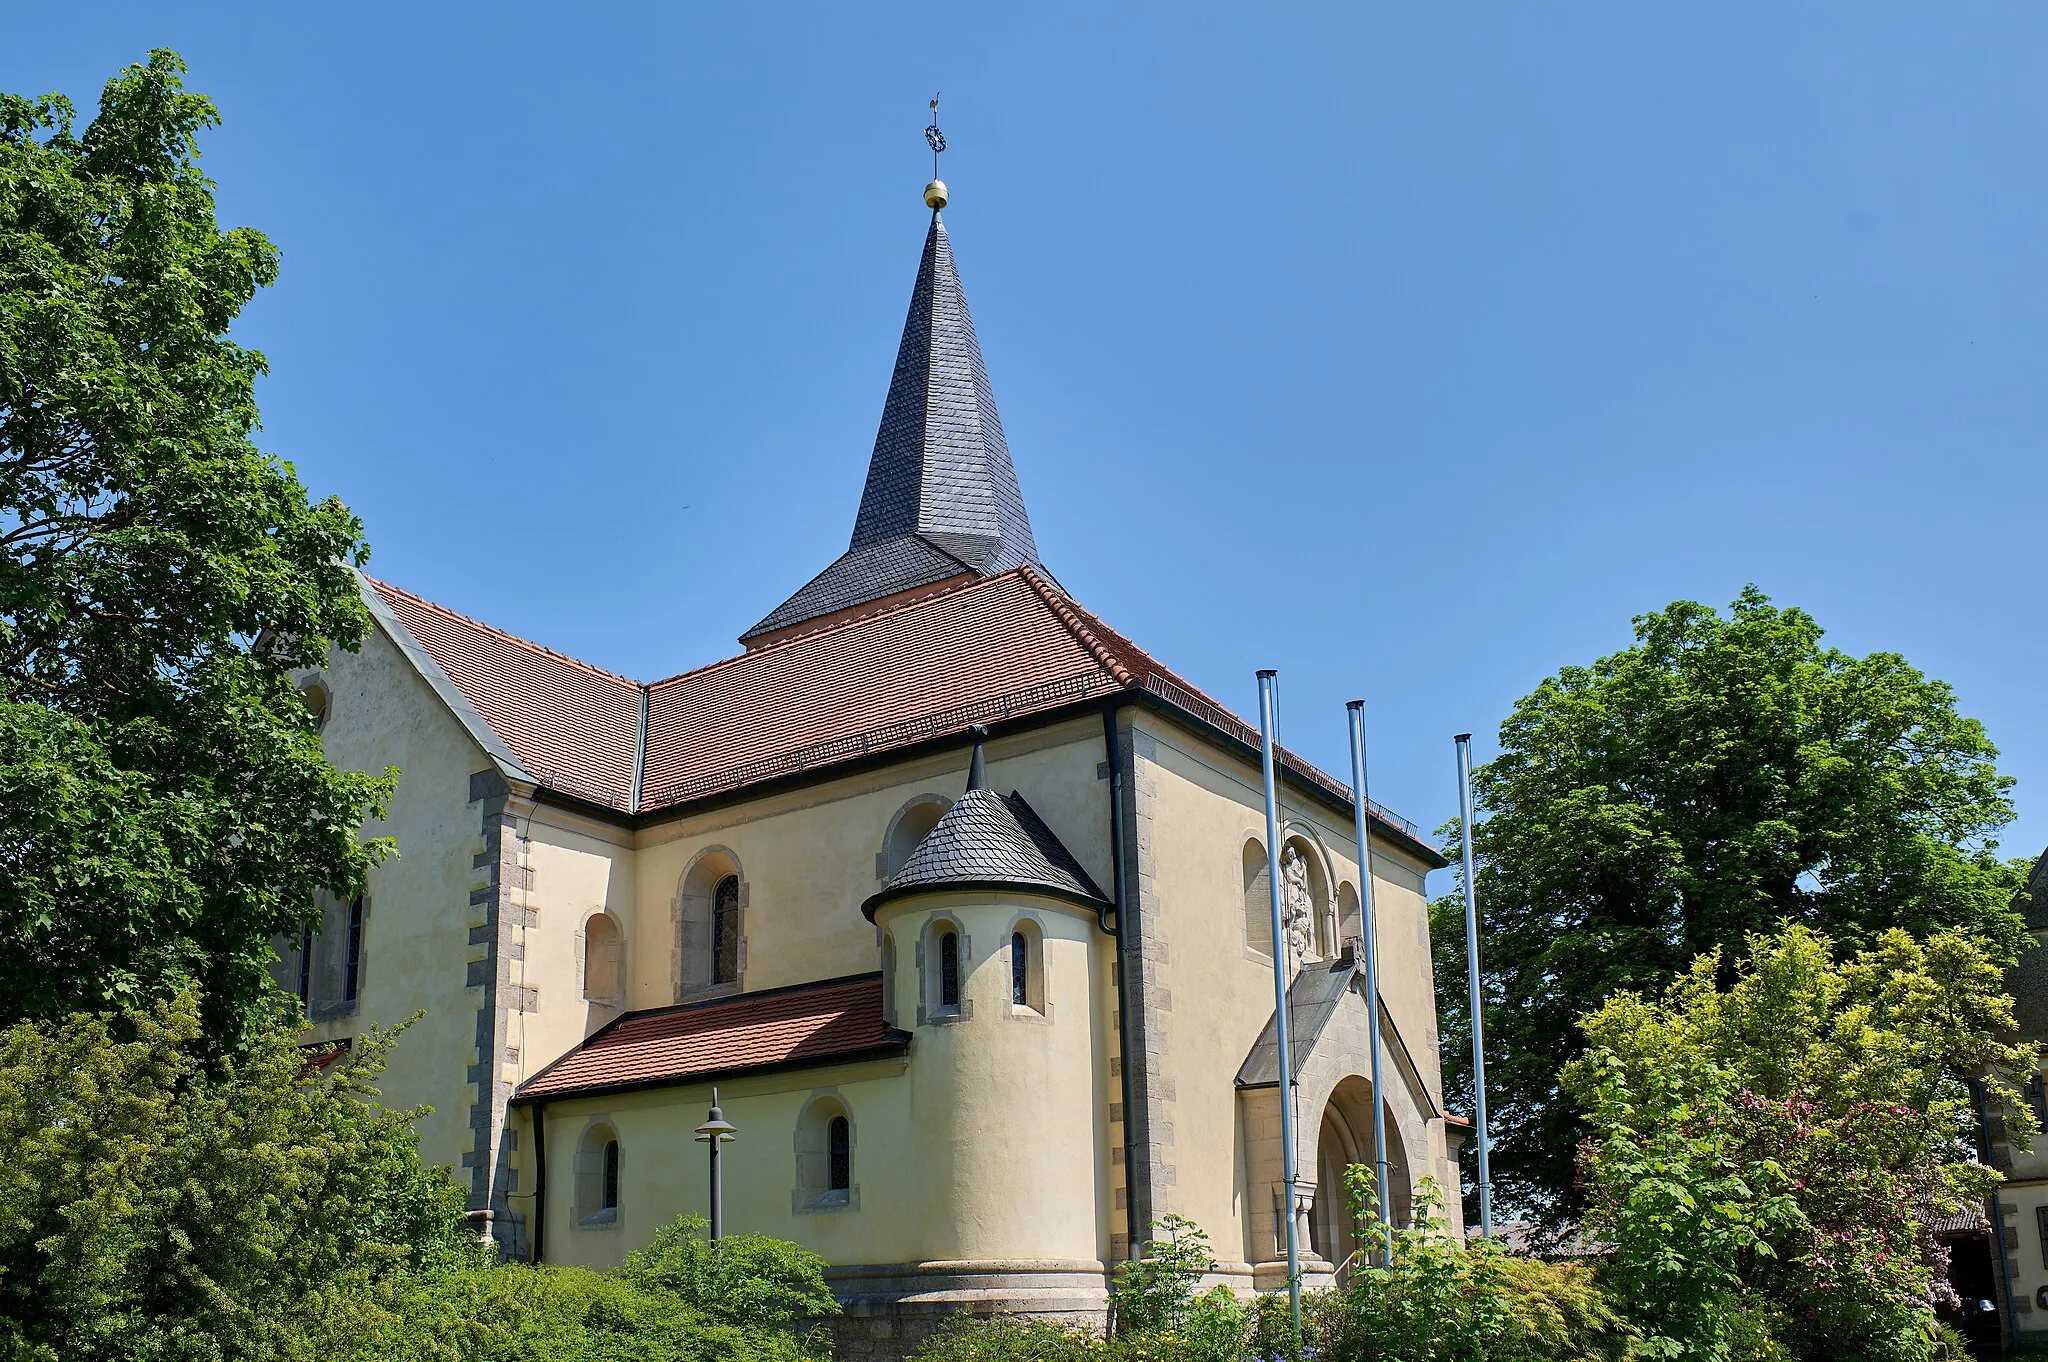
[1281,845,1314,966]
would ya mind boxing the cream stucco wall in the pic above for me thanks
[1126,710,1454,1271]
[313,638,1457,1290]
[295,625,498,1179]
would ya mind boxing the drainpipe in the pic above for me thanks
[1101,703,1141,1272]
[530,1102,547,1265]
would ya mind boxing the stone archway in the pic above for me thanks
[1309,1076,1412,1280]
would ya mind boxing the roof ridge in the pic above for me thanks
[646,566,1051,691]
[366,576,643,689]
[1018,565,1135,687]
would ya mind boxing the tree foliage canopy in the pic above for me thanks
[0,990,473,1362]
[0,50,387,1046]
[1563,925,2031,1361]
[1433,587,2026,1222]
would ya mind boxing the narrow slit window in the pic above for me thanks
[1011,931,1028,1006]
[297,924,314,1006]
[939,931,960,1009]
[342,898,364,1003]
[828,1116,851,1193]
[602,1138,620,1211]
[712,875,740,985]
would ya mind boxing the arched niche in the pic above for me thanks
[879,795,951,881]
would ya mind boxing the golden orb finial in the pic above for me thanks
[924,179,949,211]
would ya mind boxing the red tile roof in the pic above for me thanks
[366,566,1435,855]
[370,579,642,810]
[641,569,1125,809]
[516,974,903,1101]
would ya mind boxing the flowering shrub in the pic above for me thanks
[1562,925,2035,1361]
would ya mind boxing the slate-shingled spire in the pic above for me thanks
[743,208,1043,646]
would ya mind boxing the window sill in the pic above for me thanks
[1008,1003,1053,1025]
[794,1186,861,1215]
[919,1002,972,1026]
[574,1210,620,1231]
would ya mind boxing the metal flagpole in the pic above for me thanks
[1346,702,1393,1255]
[1256,671,1302,1336]
[1454,735,1494,1237]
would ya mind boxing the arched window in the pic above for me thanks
[1008,919,1046,1014]
[1011,931,1028,1005]
[828,1116,851,1193]
[582,912,624,1003]
[879,797,950,880]
[939,930,960,1010]
[712,875,740,985]
[574,1122,621,1228]
[1243,839,1273,958]
[880,932,897,1027]
[677,850,744,998]
[795,1096,856,1211]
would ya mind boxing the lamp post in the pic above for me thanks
[695,1088,738,1243]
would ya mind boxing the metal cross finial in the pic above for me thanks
[925,92,946,178]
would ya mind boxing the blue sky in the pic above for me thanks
[10,5,2046,873]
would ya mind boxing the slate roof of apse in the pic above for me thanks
[362,566,1441,863]
[864,786,1110,918]
[515,974,905,1102]
[744,214,1039,642]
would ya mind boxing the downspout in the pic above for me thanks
[530,1101,548,1265]
[1102,702,1141,1268]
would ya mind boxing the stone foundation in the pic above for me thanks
[825,1259,1111,1361]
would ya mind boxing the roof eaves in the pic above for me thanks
[356,571,536,789]
[512,1036,912,1106]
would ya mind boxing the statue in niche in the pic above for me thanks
[1281,845,1314,966]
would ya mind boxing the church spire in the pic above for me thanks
[742,141,1044,647]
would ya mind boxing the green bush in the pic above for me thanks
[354,1261,821,1362]
[617,1215,836,1338]
[1312,1175,1635,1362]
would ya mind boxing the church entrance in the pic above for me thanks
[1309,1076,1410,1281]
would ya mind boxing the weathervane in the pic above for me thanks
[924,93,949,211]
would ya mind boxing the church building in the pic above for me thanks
[281,171,1461,1354]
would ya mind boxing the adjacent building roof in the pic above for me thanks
[863,733,1109,918]
[515,974,906,1103]
[743,213,1041,645]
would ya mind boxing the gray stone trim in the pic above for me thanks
[462,773,530,1259]
[363,573,533,789]
[1113,714,1174,1240]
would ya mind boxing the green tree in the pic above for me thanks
[0,989,475,1361]
[1561,925,2032,1362]
[0,50,388,1048]
[1433,587,2026,1223]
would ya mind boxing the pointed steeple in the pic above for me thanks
[743,203,1044,647]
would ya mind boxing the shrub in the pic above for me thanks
[617,1215,836,1338]
[1561,925,2033,1361]
[356,1261,821,1362]
[1312,1174,1635,1362]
